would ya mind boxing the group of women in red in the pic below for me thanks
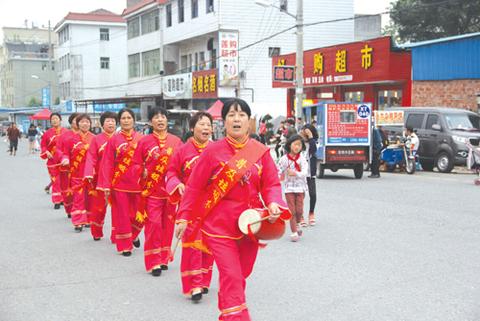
[40,98,289,321]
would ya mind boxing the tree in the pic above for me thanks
[54,97,60,105]
[28,97,41,107]
[389,0,480,42]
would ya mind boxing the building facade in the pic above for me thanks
[405,33,480,112]
[54,9,127,107]
[0,27,57,108]
[123,0,355,118]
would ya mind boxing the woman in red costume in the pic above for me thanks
[166,111,214,301]
[175,99,289,321]
[40,112,67,209]
[60,113,94,232]
[84,111,118,241]
[132,107,182,276]
[97,108,143,256]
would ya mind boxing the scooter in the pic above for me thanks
[381,136,416,174]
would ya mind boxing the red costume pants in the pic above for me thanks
[59,170,73,214]
[70,177,89,227]
[144,197,175,272]
[47,166,62,205]
[205,235,259,321]
[111,191,143,253]
[181,225,214,295]
[88,189,108,239]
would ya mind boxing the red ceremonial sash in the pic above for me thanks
[111,134,140,188]
[70,141,89,176]
[135,136,177,223]
[186,139,268,242]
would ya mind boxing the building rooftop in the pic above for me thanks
[55,9,125,30]
[122,0,167,17]
[402,32,480,48]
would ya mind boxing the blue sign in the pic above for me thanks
[357,104,371,119]
[42,87,51,107]
[93,103,126,112]
[328,137,369,144]
[65,100,73,112]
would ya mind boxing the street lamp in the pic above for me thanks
[255,0,303,121]
[31,74,52,109]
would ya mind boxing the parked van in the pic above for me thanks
[382,107,480,173]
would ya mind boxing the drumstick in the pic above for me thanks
[169,236,181,262]
[248,216,271,226]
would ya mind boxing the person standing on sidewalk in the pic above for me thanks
[132,107,182,276]
[84,111,117,242]
[40,113,67,209]
[166,111,214,301]
[27,124,38,154]
[7,123,20,156]
[369,127,384,178]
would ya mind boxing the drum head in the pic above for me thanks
[238,209,262,235]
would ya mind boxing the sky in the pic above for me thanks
[0,0,392,34]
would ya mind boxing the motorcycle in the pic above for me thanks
[381,136,417,174]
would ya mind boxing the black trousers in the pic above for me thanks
[306,177,316,213]
[371,150,381,175]
[9,139,18,152]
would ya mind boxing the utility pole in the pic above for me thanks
[47,20,52,109]
[295,0,304,121]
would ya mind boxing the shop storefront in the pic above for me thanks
[272,36,412,117]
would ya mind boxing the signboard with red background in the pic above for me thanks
[192,69,218,99]
[326,103,371,145]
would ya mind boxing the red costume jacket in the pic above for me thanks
[61,132,94,179]
[40,127,67,167]
[84,132,113,183]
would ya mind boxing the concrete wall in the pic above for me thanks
[412,80,480,112]
[354,14,381,41]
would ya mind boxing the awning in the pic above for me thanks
[207,100,223,120]
[30,108,52,120]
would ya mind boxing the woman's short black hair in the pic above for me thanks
[189,111,213,130]
[284,134,306,154]
[50,112,62,121]
[221,98,251,120]
[100,111,118,127]
[68,112,79,125]
[75,113,91,126]
[118,108,135,121]
[148,106,169,121]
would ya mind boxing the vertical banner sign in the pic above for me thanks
[219,30,239,87]
[42,87,51,107]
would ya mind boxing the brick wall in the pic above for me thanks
[412,79,480,112]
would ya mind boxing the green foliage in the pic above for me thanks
[28,97,41,107]
[389,0,480,42]
[54,97,60,105]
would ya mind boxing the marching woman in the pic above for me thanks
[40,113,67,209]
[175,99,289,321]
[60,113,94,232]
[165,111,214,301]
[84,111,117,241]
[132,107,182,276]
[56,113,79,217]
[97,108,143,256]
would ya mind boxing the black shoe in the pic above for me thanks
[74,226,83,232]
[152,268,162,277]
[54,204,61,210]
[191,292,203,302]
[122,251,132,257]
[44,186,50,194]
[160,264,168,271]
[368,174,380,178]
[93,237,101,241]
[202,288,209,294]
[67,214,71,219]
[83,224,90,228]
[133,238,141,248]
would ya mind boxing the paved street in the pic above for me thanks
[1,140,479,321]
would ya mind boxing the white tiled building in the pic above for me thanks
[54,9,128,106]
[124,0,354,118]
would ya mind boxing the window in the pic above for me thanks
[100,57,110,69]
[210,49,217,69]
[181,55,188,72]
[206,0,214,13]
[191,0,198,18]
[199,51,205,70]
[344,91,364,103]
[142,49,160,76]
[141,10,159,35]
[377,90,402,110]
[100,28,110,41]
[166,4,172,27]
[178,0,185,23]
[58,25,69,45]
[128,54,140,78]
[188,54,193,72]
[340,111,355,124]
[268,47,281,57]
[406,114,425,130]
[426,114,439,130]
[194,52,198,71]
[128,17,140,39]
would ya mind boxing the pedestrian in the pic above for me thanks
[272,121,286,159]
[132,107,182,275]
[300,124,318,226]
[35,125,43,152]
[97,108,144,257]
[285,118,297,139]
[369,126,384,178]
[174,98,289,321]
[7,123,20,156]
[56,113,80,217]
[296,117,304,131]
[277,134,309,241]
[166,111,214,301]
[84,111,117,242]
[40,113,67,208]
[258,118,267,144]
[60,113,94,232]
[27,124,38,154]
